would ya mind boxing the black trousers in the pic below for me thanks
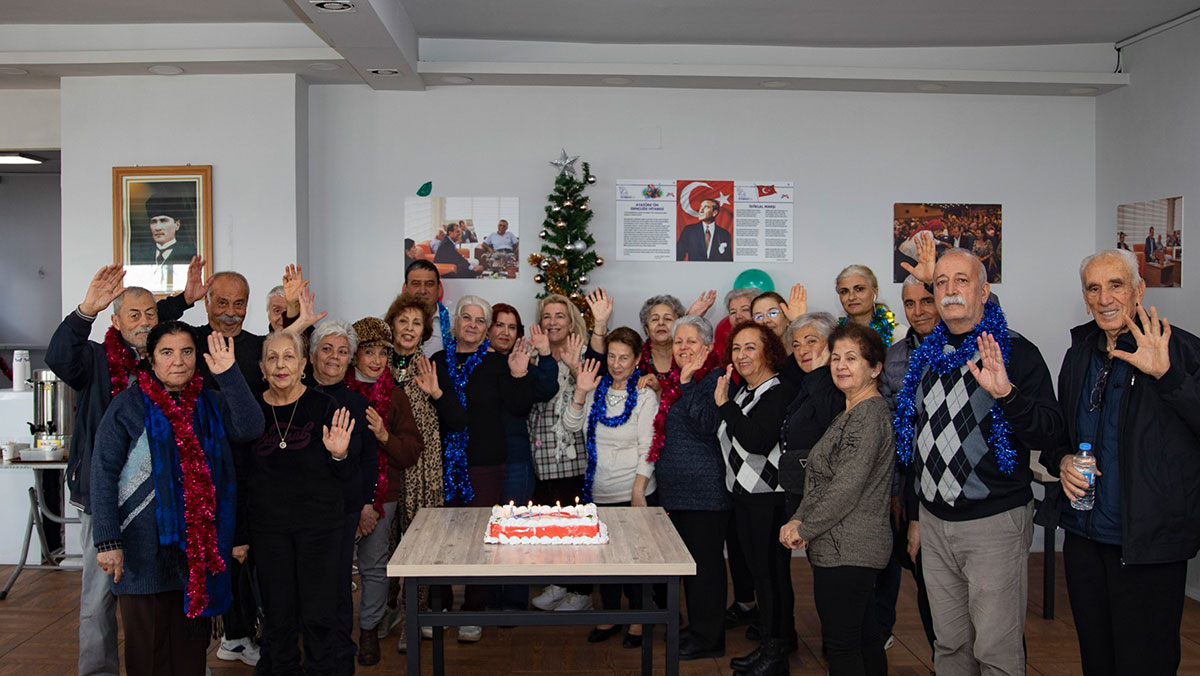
[336,511,359,665]
[670,509,730,650]
[446,464,506,612]
[726,513,756,605]
[811,565,887,676]
[731,492,795,641]
[118,590,209,676]
[1063,531,1187,676]
[254,525,343,676]
[531,474,592,596]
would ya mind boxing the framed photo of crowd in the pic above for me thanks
[893,202,1003,283]
[112,165,213,296]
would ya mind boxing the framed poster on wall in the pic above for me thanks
[112,165,212,296]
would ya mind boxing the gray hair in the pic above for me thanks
[938,248,988,289]
[454,295,492,328]
[206,270,250,303]
[112,286,153,314]
[723,287,758,311]
[309,318,358,358]
[901,275,927,290]
[671,315,714,345]
[835,264,879,292]
[788,311,838,343]
[266,285,285,303]
[1080,248,1142,288]
[639,295,686,329]
[261,329,306,362]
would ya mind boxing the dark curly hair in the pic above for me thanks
[723,321,788,374]
[491,303,525,339]
[827,322,887,382]
[383,293,434,344]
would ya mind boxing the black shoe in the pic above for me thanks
[622,632,643,649]
[679,636,725,661]
[733,638,789,676]
[730,644,764,671]
[587,625,623,643]
[724,602,760,628]
[745,622,761,641]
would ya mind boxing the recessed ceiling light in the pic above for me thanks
[369,68,401,76]
[439,75,473,84]
[761,80,789,89]
[0,153,44,165]
[917,83,948,92]
[0,67,29,76]
[147,65,184,75]
[602,77,632,85]
[313,1,355,11]
[309,63,341,71]
[1068,86,1100,95]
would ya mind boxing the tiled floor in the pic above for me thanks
[1,554,1197,674]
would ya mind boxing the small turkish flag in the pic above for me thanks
[757,185,776,198]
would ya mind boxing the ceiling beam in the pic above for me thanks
[286,0,423,91]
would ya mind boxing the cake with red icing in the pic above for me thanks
[484,503,609,545]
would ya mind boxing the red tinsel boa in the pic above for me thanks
[104,326,139,399]
[136,368,224,618]
[344,369,393,514]
[638,342,721,463]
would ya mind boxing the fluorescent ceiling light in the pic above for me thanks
[761,80,789,88]
[147,65,184,75]
[309,63,342,71]
[0,153,44,165]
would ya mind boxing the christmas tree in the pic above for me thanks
[528,152,603,325]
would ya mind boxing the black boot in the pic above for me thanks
[735,638,789,676]
[730,643,765,671]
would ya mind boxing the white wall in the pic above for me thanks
[0,90,60,150]
[308,84,1096,372]
[58,74,309,338]
[1095,18,1200,598]
[1096,18,1200,333]
[0,173,61,349]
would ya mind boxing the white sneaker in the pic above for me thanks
[458,625,482,642]
[216,637,261,666]
[531,584,567,610]
[421,608,447,638]
[883,635,895,650]
[553,592,593,611]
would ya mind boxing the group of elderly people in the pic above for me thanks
[50,234,1200,676]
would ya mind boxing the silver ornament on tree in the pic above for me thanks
[586,174,597,185]
[539,259,551,270]
[549,148,580,177]
[551,204,561,213]
[571,240,587,252]
[563,199,573,208]
[539,230,549,239]
[578,274,589,285]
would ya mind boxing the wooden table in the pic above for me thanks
[0,460,77,600]
[388,506,695,676]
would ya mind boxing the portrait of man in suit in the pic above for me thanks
[676,198,733,261]
[128,191,197,267]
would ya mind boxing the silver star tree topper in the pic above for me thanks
[550,148,580,177]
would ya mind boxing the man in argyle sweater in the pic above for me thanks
[899,249,1064,676]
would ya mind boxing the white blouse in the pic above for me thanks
[563,383,659,504]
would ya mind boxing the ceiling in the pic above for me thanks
[0,0,304,24]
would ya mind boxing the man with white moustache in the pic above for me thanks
[895,248,1064,676]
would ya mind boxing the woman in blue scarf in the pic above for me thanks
[91,321,264,676]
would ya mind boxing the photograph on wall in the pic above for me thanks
[893,203,1003,283]
[113,165,212,296]
[616,179,793,262]
[1117,196,1183,288]
[404,196,520,279]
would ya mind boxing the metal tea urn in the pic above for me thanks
[27,369,75,450]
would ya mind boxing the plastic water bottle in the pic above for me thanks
[1071,443,1096,511]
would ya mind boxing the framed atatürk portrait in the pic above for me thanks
[113,165,213,296]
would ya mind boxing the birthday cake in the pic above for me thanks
[484,503,609,545]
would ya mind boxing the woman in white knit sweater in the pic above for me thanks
[565,326,659,648]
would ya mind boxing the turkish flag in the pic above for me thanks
[757,185,776,198]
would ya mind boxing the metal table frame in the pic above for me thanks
[404,574,682,676]
[0,461,79,600]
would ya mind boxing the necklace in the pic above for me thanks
[270,395,301,449]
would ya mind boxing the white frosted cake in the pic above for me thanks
[484,503,609,545]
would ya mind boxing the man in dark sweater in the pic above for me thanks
[898,249,1064,676]
[1041,249,1200,674]
[46,260,204,676]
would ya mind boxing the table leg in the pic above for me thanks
[641,583,653,676]
[432,584,445,676]
[666,578,680,676]
[1043,523,1055,620]
[406,579,420,676]
[0,488,37,600]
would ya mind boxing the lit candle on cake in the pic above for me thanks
[555,500,562,516]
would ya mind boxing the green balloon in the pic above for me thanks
[732,268,774,293]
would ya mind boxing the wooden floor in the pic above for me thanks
[3,554,1200,675]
